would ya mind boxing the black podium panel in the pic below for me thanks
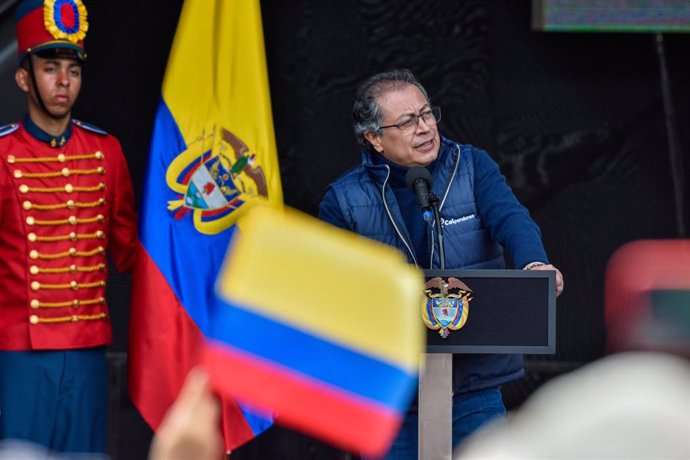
[423,269,556,354]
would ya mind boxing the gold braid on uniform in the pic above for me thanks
[16,149,111,326]
[9,152,104,163]
[34,263,106,274]
[18,167,105,178]
[33,313,107,324]
[31,246,105,260]
[30,231,105,242]
[20,184,106,193]
[32,280,105,290]
[25,198,106,211]
[34,297,105,308]
[30,215,104,226]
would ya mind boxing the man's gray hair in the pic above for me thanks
[352,69,429,151]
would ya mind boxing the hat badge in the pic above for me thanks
[43,0,88,44]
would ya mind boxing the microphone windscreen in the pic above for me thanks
[405,166,433,191]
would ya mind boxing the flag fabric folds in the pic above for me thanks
[203,206,425,458]
[128,0,282,451]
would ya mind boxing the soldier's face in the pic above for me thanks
[16,56,82,120]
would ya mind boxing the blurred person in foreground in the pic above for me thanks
[318,69,564,459]
[0,0,137,454]
[455,351,690,459]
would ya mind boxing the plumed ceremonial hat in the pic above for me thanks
[15,0,88,62]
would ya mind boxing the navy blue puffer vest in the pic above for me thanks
[326,137,524,395]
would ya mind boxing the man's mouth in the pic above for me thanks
[415,139,434,150]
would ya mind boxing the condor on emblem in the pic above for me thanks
[422,277,473,338]
[166,127,268,234]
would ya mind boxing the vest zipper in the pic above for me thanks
[428,143,462,269]
[380,165,419,267]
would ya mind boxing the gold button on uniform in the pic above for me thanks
[70,264,77,272]
[70,281,78,290]
[29,250,39,259]
[30,265,39,275]
[69,248,77,256]
[96,230,104,238]
[30,299,40,309]
[57,153,66,162]
[23,201,32,210]
[26,216,34,225]
[95,151,104,160]
[69,232,77,241]
[68,216,77,225]
[65,184,73,193]
[13,170,22,178]
[72,299,80,307]
[7,155,15,164]
[19,185,29,193]
[67,200,75,209]
[28,233,37,242]
[29,315,39,325]
[62,168,70,177]
[31,281,40,291]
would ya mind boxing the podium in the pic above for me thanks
[418,269,556,460]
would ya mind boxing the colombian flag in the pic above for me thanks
[203,206,425,457]
[128,0,281,451]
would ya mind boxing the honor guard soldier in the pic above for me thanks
[0,0,137,454]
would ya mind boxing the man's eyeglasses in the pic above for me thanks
[379,106,441,133]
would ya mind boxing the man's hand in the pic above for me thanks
[530,264,564,297]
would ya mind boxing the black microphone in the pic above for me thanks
[405,166,433,211]
[406,165,445,268]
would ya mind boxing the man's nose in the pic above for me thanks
[57,70,70,86]
[416,115,432,132]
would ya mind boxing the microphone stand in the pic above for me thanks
[419,191,451,458]
[429,192,445,269]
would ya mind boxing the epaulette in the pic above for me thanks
[72,119,108,136]
[0,123,20,138]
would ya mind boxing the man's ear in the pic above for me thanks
[364,131,383,153]
[15,67,30,93]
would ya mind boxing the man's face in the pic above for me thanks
[364,84,440,167]
[16,55,82,120]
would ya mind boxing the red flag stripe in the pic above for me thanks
[128,242,256,448]
[203,342,403,457]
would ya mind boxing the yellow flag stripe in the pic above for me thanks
[162,0,282,205]
[217,206,425,371]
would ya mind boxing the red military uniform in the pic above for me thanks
[0,118,137,351]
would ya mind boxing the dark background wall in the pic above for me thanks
[1,1,688,459]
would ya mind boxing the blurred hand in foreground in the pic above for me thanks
[149,367,224,460]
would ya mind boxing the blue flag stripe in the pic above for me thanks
[209,299,418,412]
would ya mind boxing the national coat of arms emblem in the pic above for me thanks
[165,127,269,234]
[421,277,473,338]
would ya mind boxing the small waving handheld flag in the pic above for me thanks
[203,206,425,457]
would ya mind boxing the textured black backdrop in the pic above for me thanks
[1,0,688,459]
